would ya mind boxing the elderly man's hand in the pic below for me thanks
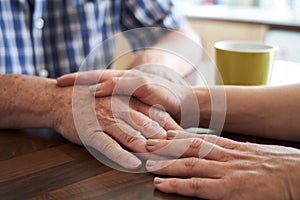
[51,84,182,170]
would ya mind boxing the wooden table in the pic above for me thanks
[1,129,299,200]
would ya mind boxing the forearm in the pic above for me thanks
[194,84,300,141]
[0,74,57,129]
[128,27,201,76]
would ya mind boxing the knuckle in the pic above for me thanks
[223,141,241,150]
[110,77,119,85]
[188,178,202,196]
[141,119,162,133]
[184,157,200,172]
[217,149,235,162]
[219,152,233,162]
[169,178,180,189]
[123,131,143,145]
[228,160,250,171]
[142,119,154,129]
[189,138,202,149]
[153,110,173,127]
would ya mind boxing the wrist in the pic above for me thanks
[46,83,74,132]
[192,87,212,127]
[176,87,210,128]
[27,78,61,129]
[0,75,60,129]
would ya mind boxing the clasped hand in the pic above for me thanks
[56,69,183,170]
[58,69,300,199]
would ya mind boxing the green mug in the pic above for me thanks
[215,41,277,85]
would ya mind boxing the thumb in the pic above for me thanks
[57,73,78,86]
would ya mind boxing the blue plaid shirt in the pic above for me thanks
[0,0,186,78]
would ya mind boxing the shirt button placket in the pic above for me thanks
[35,18,45,30]
[32,5,48,77]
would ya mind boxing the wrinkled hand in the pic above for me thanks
[144,130,300,200]
[57,69,198,126]
[51,84,181,170]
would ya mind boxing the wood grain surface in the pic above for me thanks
[0,129,299,200]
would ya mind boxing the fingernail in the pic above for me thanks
[146,160,156,167]
[147,139,159,146]
[89,84,100,91]
[154,177,164,184]
[128,157,142,169]
[167,130,177,138]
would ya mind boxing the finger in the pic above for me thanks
[56,72,78,86]
[57,70,126,87]
[91,70,175,97]
[135,100,183,132]
[84,130,142,169]
[119,107,167,139]
[146,158,224,178]
[91,76,151,99]
[153,177,224,199]
[167,130,243,151]
[102,120,165,160]
[165,131,252,161]
[57,71,101,86]
[146,138,226,160]
[99,70,126,81]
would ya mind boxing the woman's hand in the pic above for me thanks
[145,130,300,200]
[57,69,198,126]
[90,70,192,121]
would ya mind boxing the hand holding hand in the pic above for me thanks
[57,69,199,126]
[51,84,182,170]
[145,130,300,199]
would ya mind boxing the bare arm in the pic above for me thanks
[127,27,201,77]
[82,70,300,141]
[0,74,182,169]
[0,74,57,130]
[195,84,300,141]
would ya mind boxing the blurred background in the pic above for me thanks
[175,0,300,16]
[172,0,300,63]
[115,0,300,85]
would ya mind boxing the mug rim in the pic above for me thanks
[214,40,277,53]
